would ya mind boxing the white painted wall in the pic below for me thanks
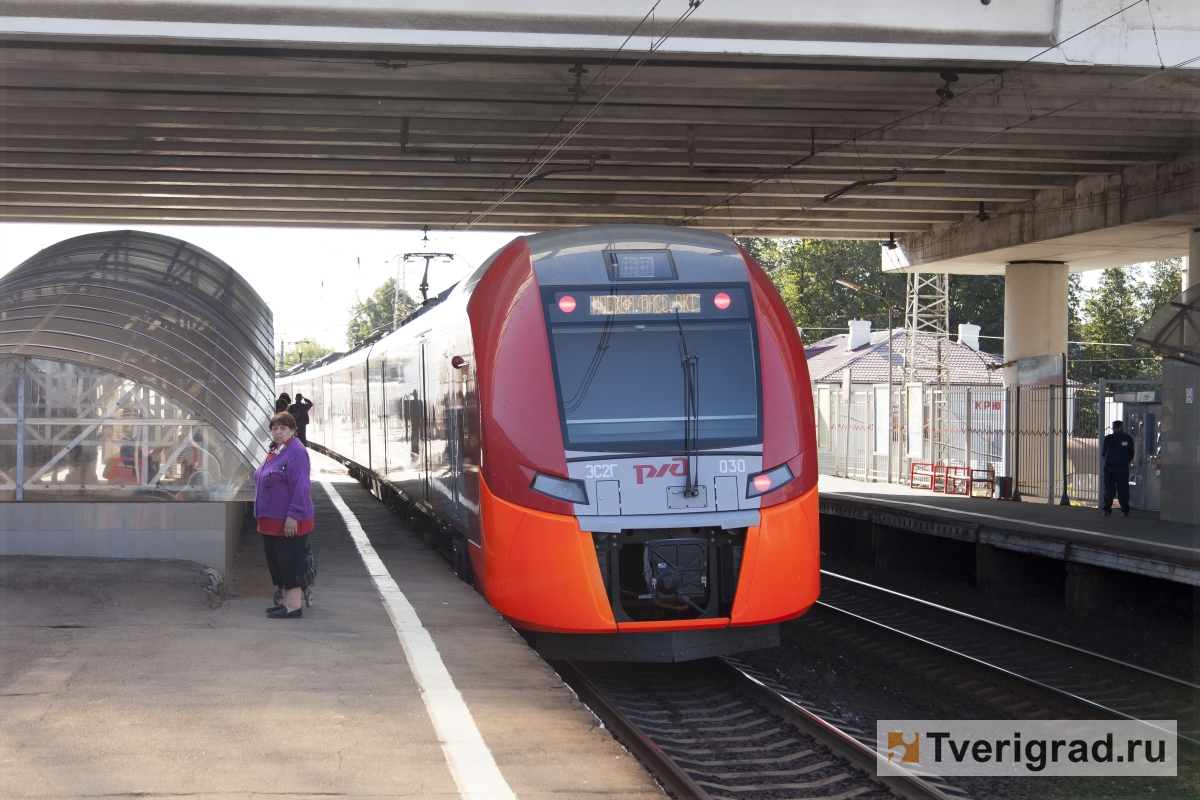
[1003,262,1069,385]
[0,502,233,574]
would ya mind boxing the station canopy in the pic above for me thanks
[1134,286,1200,368]
[0,230,274,501]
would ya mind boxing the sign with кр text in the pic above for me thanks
[1016,354,1064,387]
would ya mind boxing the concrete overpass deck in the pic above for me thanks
[819,475,1200,588]
[0,452,663,799]
[0,0,1195,248]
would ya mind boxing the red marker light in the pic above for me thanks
[558,295,577,313]
[753,474,772,492]
[713,292,732,310]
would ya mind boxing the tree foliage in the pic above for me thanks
[738,239,1182,382]
[280,337,332,369]
[1144,259,1184,319]
[736,238,1004,353]
[946,275,1005,353]
[345,277,418,348]
[1070,258,1180,383]
[737,238,904,334]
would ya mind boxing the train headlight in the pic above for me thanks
[745,463,794,498]
[531,472,589,505]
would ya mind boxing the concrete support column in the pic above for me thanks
[1184,228,1200,292]
[1161,231,1200,526]
[1003,262,1069,385]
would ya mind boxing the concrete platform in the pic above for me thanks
[819,475,1200,587]
[0,452,664,799]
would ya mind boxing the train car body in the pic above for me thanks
[280,225,819,661]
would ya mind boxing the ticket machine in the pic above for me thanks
[1114,392,1162,511]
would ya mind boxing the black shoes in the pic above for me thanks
[1102,510,1111,516]
[1122,511,1130,517]
[267,606,303,619]
[265,604,285,614]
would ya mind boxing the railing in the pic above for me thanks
[816,380,1159,507]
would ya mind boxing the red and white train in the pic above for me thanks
[278,225,819,661]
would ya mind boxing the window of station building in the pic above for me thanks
[873,385,890,455]
[817,386,831,449]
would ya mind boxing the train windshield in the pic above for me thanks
[543,285,762,452]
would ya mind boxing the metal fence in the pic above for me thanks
[815,380,1159,506]
[1008,385,1096,505]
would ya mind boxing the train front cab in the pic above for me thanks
[467,227,819,662]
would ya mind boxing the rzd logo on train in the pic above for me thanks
[633,456,689,484]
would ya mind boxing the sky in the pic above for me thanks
[0,223,525,353]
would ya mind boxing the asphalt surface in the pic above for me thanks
[0,453,664,799]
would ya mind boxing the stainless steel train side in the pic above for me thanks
[279,282,482,550]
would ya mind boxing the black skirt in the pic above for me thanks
[262,532,309,590]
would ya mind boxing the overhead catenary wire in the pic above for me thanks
[977,336,1154,347]
[459,0,704,231]
[449,2,671,229]
[676,0,1162,229]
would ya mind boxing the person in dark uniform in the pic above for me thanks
[1101,420,1136,517]
[288,393,314,446]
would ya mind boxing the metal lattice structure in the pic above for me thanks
[0,358,250,501]
[904,272,951,463]
[0,230,275,501]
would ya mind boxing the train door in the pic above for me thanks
[1124,402,1162,511]
[368,353,386,475]
[448,357,466,525]
[419,338,431,505]
[322,374,332,447]
[380,356,388,476]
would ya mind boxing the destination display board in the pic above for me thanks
[589,293,701,315]
[544,286,749,323]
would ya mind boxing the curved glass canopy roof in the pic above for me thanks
[1133,285,1200,366]
[0,231,274,500]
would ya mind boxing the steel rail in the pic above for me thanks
[720,659,960,800]
[558,659,961,800]
[554,660,713,800]
[812,600,1194,748]
[821,570,1200,690]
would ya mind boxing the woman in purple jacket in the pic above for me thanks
[254,412,315,619]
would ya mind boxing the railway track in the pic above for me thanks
[814,570,1198,747]
[557,658,965,800]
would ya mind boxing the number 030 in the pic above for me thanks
[718,459,746,474]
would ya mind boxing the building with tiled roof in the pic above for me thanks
[804,323,1005,482]
[804,325,1003,386]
